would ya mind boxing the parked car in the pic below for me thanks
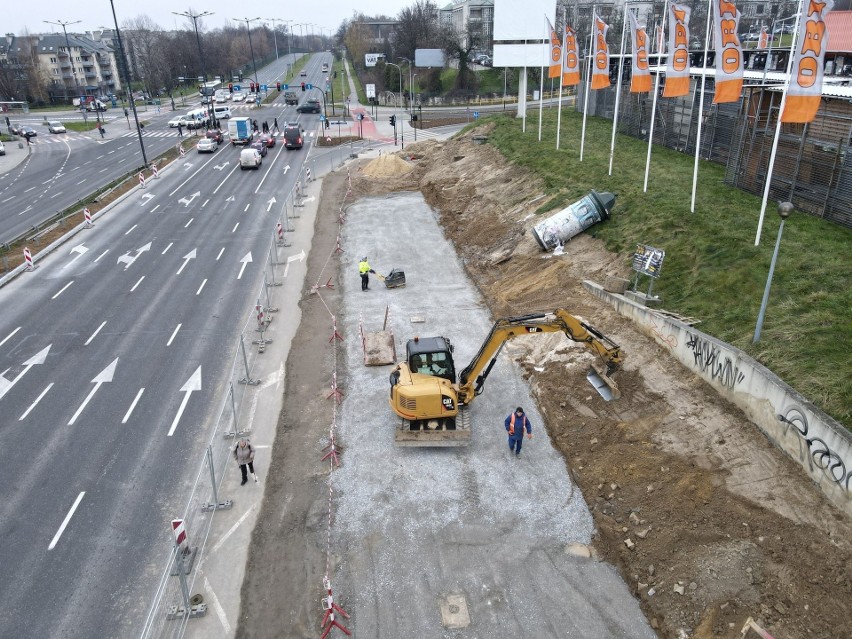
[296,99,321,114]
[47,121,66,134]
[239,147,262,169]
[206,129,224,144]
[258,133,275,148]
[249,139,268,157]
[197,137,218,153]
[0,139,5,155]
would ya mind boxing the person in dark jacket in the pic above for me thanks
[504,407,532,457]
[234,438,256,485]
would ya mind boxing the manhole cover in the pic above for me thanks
[439,594,470,629]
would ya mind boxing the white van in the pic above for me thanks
[240,148,262,169]
[185,108,209,129]
[213,105,231,119]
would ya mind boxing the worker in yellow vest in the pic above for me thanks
[359,257,375,291]
[504,406,532,457]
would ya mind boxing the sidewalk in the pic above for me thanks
[0,137,32,176]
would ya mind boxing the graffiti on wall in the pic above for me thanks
[685,333,745,389]
[779,406,851,493]
[649,317,677,350]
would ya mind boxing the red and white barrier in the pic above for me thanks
[334,236,343,254]
[152,164,159,179]
[306,167,312,182]
[23,246,35,271]
[276,222,284,244]
[138,172,146,189]
[171,519,188,552]
[256,304,266,331]
[84,207,93,228]
[178,144,186,158]
[320,577,351,639]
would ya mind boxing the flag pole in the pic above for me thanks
[643,0,669,192]
[755,0,803,245]
[689,0,714,212]
[608,7,629,175]
[556,8,567,149]
[538,14,546,142]
[580,8,596,162]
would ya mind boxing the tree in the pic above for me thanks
[440,21,483,94]
[394,0,441,61]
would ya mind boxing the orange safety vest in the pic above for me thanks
[509,413,520,435]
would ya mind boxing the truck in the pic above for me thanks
[284,91,298,105]
[228,117,253,145]
[388,309,623,447]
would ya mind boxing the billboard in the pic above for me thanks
[493,0,553,67]
[414,49,445,68]
[365,53,385,67]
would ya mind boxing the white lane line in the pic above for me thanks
[85,321,107,346]
[162,242,173,255]
[167,324,182,346]
[196,279,207,295]
[203,575,231,634]
[184,218,194,228]
[124,224,137,235]
[216,248,224,260]
[99,168,108,173]
[151,205,160,213]
[1,195,15,203]
[122,388,145,424]
[50,191,64,198]
[52,281,74,299]
[24,186,36,193]
[96,154,105,159]
[0,327,21,348]
[168,152,221,196]
[76,179,87,185]
[117,158,126,163]
[232,223,239,233]
[244,204,250,212]
[202,199,209,207]
[209,504,256,554]
[48,492,85,550]
[94,249,109,262]
[212,162,240,194]
[19,383,54,421]
[130,276,145,292]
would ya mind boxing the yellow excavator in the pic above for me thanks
[388,309,623,447]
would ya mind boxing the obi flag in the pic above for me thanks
[758,26,769,49]
[712,0,744,104]
[663,3,691,97]
[782,0,834,123]
[547,18,562,79]
[628,11,652,93]
[591,13,611,90]
[563,25,581,86]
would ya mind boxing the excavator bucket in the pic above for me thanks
[586,365,621,401]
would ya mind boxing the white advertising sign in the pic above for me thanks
[365,53,385,67]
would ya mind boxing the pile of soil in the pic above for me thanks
[360,153,415,178]
[344,127,852,639]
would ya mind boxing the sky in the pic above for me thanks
[5,0,408,38]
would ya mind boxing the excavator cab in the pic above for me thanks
[406,336,456,383]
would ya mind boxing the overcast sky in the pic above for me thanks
[6,0,408,37]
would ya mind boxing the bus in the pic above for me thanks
[198,80,222,98]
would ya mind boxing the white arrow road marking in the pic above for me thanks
[225,195,235,203]
[266,197,276,212]
[168,366,201,436]
[62,244,89,270]
[283,249,307,278]
[117,242,152,270]
[68,357,118,425]
[237,252,252,279]
[214,161,230,170]
[140,193,154,205]
[48,492,85,550]
[178,191,201,207]
[176,249,197,275]
[0,344,51,401]
[282,164,290,174]
[184,162,193,170]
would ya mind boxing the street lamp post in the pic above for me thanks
[173,10,216,127]
[386,62,404,150]
[234,18,262,101]
[753,202,794,343]
[398,57,414,114]
[266,18,284,60]
[108,0,148,165]
[44,20,82,106]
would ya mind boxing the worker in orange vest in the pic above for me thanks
[504,406,532,457]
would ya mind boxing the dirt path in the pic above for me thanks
[238,130,852,639]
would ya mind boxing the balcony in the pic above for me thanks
[82,59,94,68]
[59,60,71,69]
[85,71,97,78]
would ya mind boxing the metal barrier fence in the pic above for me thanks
[576,79,852,229]
[139,166,312,638]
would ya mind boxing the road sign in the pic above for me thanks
[306,83,313,90]
[319,114,325,121]
[261,84,268,91]
[283,84,289,90]
[473,111,480,119]
[234,85,241,91]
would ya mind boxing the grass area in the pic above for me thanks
[61,121,99,133]
[480,110,851,427]
[342,55,367,105]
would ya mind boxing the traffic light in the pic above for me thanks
[389,115,396,127]
[228,83,233,93]
[276,81,281,91]
[250,82,256,92]
[301,82,306,91]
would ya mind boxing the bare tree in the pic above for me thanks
[440,21,484,94]
[394,0,442,61]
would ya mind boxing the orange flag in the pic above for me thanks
[628,11,652,93]
[591,13,611,90]
[783,0,834,123]
[663,3,691,98]
[563,25,580,86]
[712,0,744,103]
[547,18,562,79]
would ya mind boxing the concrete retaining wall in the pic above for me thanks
[584,280,852,515]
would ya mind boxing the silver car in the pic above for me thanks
[196,137,218,153]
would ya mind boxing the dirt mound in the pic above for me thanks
[360,153,415,178]
[345,135,852,639]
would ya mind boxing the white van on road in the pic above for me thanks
[213,105,231,119]
[240,148,263,169]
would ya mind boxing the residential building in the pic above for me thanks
[440,0,494,53]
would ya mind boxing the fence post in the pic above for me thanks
[237,334,260,386]
[201,445,233,512]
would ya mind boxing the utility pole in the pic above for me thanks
[174,10,215,127]
[387,62,404,150]
[266,18,284,60]
[44,20,82,106]
[234,18,262,96]
[108,0,148,165]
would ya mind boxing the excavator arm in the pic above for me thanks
[457,309,622,404]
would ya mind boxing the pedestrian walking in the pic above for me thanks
[359,256,376,291]
[177,123,183,138]
[262,120,269,133]
[97,123,105,138]
[273,117,279,132]
[234,437,257,485]
[252,119,259,133]
[504,407,532,457]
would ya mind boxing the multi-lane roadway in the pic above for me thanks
[0,51,333,638]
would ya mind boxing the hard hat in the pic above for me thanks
[362,256,368,261]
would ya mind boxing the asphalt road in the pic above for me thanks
[0,51,333,638]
